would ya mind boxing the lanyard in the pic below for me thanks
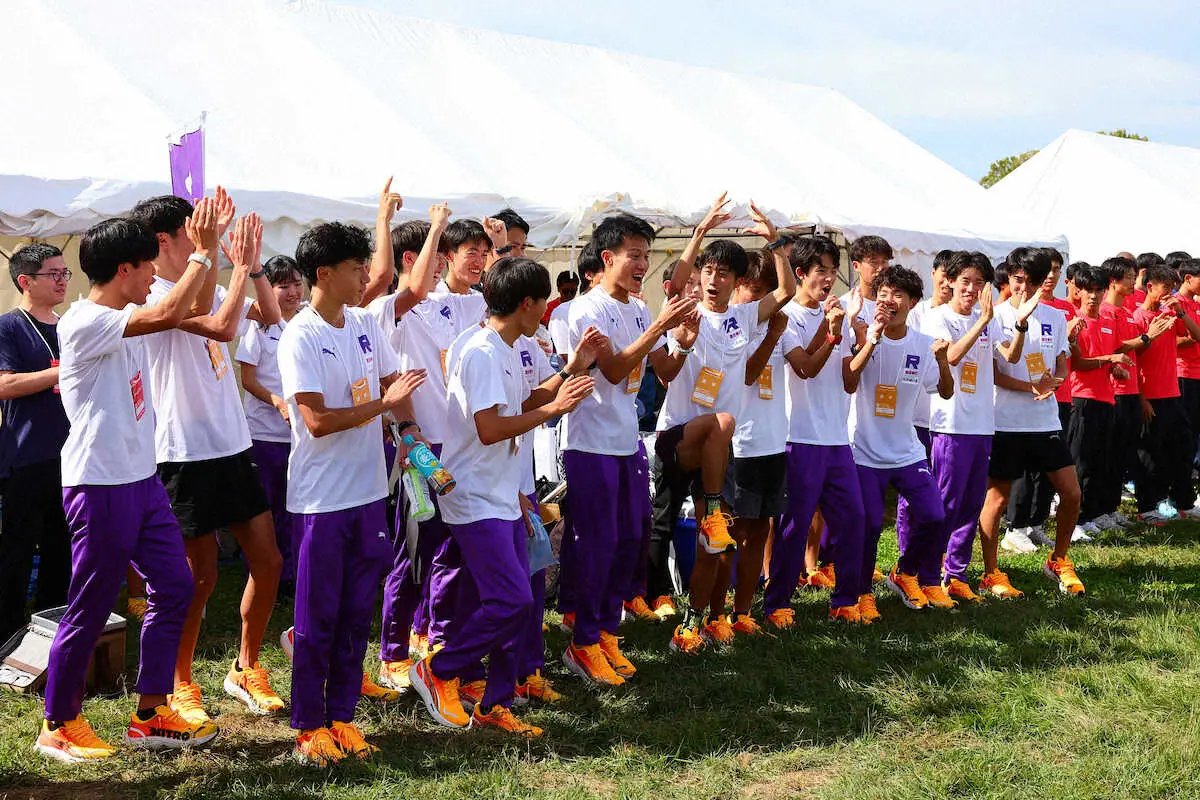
[19,309,58,361]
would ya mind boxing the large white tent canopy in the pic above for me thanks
[990,129,1200,264]
[1,0,1063,263]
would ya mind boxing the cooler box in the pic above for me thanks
[0,606,126,694]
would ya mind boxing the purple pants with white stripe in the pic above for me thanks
[856,461,946,594]
[931,432,992,582]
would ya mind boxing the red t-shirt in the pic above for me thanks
[1045,298,1076,403]
[1125,289,1146,311]
[542,297,564,326]
[1100,301,1139,395]
[1069,314,1117,404]
[1132,304,1187,400]
[1176,295,1200,380]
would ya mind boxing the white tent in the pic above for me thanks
[990,129,1200,264]
[1,0,1063,268]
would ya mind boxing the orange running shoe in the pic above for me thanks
[806,565,836,589]
[599,631,636,678]
[409,631,430,660]
[698,511,737,554]
[731,614,763,636]
[563,642,625,686]
[168,681,211,726]
[669,622,706,654]
[34,717,116,763]
[944,578,982,603]
[701,615,735,646]
[361,671,401,702]
[764,608,795,630]
[1044,555,1086,595]
[514,670,564,705]
[920,584,958,610]
[329,721,378,759]
[409,655,469,728]
[458,679,487,711]
[979,569,1024,599]
[124,704,220,750]
[652,596,678,620]
[471,704,543,737]
[857,594,882,623]
[886,567,929,610]
[294,727,344,765]
[623,596,658,622]
[828,604,864,624]
[223,660,285,714]
[378,659,413,692]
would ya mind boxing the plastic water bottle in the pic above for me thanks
[402,435,456,495]
[402,466,436,522]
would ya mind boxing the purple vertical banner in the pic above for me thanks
[169,125,204,204]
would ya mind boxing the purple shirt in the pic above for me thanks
[0,309,69,472]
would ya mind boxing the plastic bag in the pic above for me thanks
[526,511,558,575]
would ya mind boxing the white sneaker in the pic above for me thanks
[1139,510,1170,526]
[1050,496,1060,515]
[1177,505,1200,520]
[280,626,294,662]
[1070,525,1093,543]
[1001,528,1037,554]
[1027,526,1054,547]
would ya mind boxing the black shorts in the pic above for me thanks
[722,452,787,519]
[158,449,271,539]
[655,423,702,495]
[988,430,1074,482]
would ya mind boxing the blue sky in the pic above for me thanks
[342,0,1200,181]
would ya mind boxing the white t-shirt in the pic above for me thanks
[909,299,934,428]
[439,326,526,525]
[993,301,1069,433]
[277,305,400,514]
[516,335,556,495]
[59,300,158,486]
[850,327,941,469]
[367,288,486,446]
[144,278,253,463]
[780,301,850,447]
[236,318,291,443]
[734,320,788,458]
[561,287,664,456]
[926,305,1001,436]
[549,298,573,355]
[657,301,762,431]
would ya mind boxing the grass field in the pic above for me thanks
[4,518,1200,799]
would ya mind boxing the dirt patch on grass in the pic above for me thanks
[742,768,834,799]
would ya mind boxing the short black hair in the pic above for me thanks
[1165,251,1192,269]
[1005,246,1052,287]
[390,220,435,271]
[1064,262,1079,283]
[848,235,893,263]
[556,270,579,288]
[1102,256,1136,284]
[294,222,373,287]
[789,238,826,276]
[492,208,530,235]
[743,250,778,290]
[9,242,63,291]
[871,264,923,302]
[945,251,994,283]
[79,218,159,286]
[993,262,1009,289]
[932,249,958,273]
[1144,264,1178,288]
[576,241,604,285]
[483,256,550,316]
[661,259,680,285]
[811,234,840,264]
[1178,258,1200,279]
[1042,247,1064,268]
[1072,263,1108,292]
[592,213,655,256]
[443,219,491,252]
[1136,252,1164,272]
[264,255,301,286]
[697,239,749,278]
[129,195,193,236]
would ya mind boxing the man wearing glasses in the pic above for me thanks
[0,244,72,641]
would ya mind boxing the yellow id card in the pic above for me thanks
[961,361,978,394]
[206,339,227,380]
[1024,351,1047,380]
[874,384,898,418]
[351,377,372,427]
[691,366,724,408]
[626,361,644,394]
[758,365,774,400]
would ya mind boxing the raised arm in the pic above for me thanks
[994,290,1042,363]
[362,177,404,307]
[745,312,787,385]
[785,297,845,379]
[125,198,219,337]
[946,289,994,365]
[843,306,887,393]
[178,214,259,342]
[744,202,796,322]
[242,214,281,326]
[666,193,731,298]
[387,203,452,321]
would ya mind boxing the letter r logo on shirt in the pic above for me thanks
[905,354,921,369]
[1041,323,1053,337]
[521,350,533,367]
[358,335,373,354]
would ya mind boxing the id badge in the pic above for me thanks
[961,361,978,394]
[691,366,725,408]
[351,377,372,428]
[440,349,449,385]
[205,339,228,380]
[50,358,60,394]
[626,361,644,395]
[130,370,146,420]
[758,364,774,400]
[1024,351,1047,380]
[874,384,897,418]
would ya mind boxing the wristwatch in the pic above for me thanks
[868,333,881,346]
[494,245,513,256]
[187,253,213,269]
[765,239,787,251]
[1140,333,1152,347]
[556,367,571,381]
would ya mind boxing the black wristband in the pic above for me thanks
[249,267,266,279]
[556,368,571,381]
[1015,321,1029,333]
[765,239,787,251]
[396,420,418,436]
[494,245,513,256]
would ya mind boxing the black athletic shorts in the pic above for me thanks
[158,448,271,539]
[722,452,787,519]
[988,430,1074,482]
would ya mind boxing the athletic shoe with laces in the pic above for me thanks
[125,704,220,750]
[669,622,706,654]
[1044,555,1086,595]
[458,679,486,711]
[828,604,864,624]
[857,594,881,623]
[471,703,543,737]
[805,566,835,589]
[920,583,957,609]
[514,670,564,705]
[1001,528,1037,553]
[1139,510,1170,526]
[979,569,1024,599]
[652,595,678,620]
[599,631,636,678]
[701,615,736,645]
[698,511,737,554]
[35,717,116,763]
[764,607,795,630]
[280,626,295,661]
[886,567,929,610]
[223,660,285,714]
[563,642,625,685]
[294,727,344,765]
[126,596,148,621]
[361,671,401,702]
[1070,525,1093,543]
[622,596,658,622]
[329,721,378,759]
[409,655,470,728]
[943,578,982,603]
[731,614,763,635]
[168,681,210,726]
[409,631,429,660]
[1027,526,1055,547]
[558,612,575,633]
[378,659,412,692]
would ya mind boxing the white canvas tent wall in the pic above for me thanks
[0,0,1063,293]
[990,129,1200,264]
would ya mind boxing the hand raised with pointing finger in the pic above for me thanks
[377,177,403,223]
